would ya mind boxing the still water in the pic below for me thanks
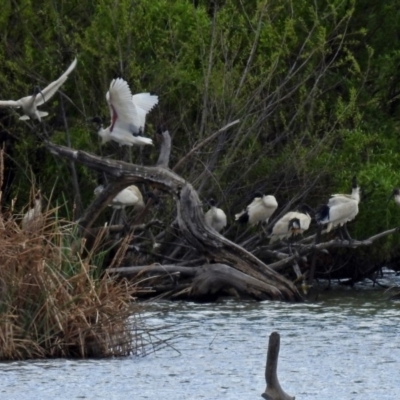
[2,275,400,400]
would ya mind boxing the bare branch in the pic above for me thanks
[172,119,240,172]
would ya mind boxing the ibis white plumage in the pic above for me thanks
[95,78,157,146]
[22,191,43,231]
[0,58,77,121]
[131,92,159,135]
[235,192,278,226]
[94,184,145,211]
[204,199,227,233]
[316,177,360,239]
[269,204,313,243]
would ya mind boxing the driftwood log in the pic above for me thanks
[108,263,297,301]
[262,332,295,400]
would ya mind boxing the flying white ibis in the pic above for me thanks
[235,192,278,226]
[0,58,77,121]
[204,198,227,233]
[269,204,314,243]
[22,191,43,231]
[94,184,145,211]
[94,78,157,146]
[316,176,360,240]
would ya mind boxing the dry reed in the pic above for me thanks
[0,202,147,360]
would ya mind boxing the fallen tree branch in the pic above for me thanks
[109,263,295,301]
[108,264,198,277]
[268,227,399,272]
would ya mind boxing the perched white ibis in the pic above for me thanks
[269,204,314,243]
[0,58,77,121]
[204,198,227,233]
[94,184,145,226]
[22,191,43,231]
[316,177,360,240]
[94,78,157,146]
[235,192,278,226]
[94,184,145,211]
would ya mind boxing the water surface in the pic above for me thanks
[2,275,400,400]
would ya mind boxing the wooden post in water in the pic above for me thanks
[262,332,295,400]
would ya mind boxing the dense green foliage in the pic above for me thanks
[1,0,400,263]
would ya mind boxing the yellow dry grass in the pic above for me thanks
[0,199,143,360]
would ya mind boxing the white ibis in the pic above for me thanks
[269,204,313,243]
[235,192,278,226]
[94,78,156,146]
[94,184,145,211]
[204,198,227,233]
[316,177,360,240]
[94,184,145,226]
[0,58,77,121]
[22,191,42,231]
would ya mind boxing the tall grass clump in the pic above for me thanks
[0,197,145,360]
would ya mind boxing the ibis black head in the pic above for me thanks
[33,86,42,95]
[251,191,264,200]
[393,188,400,197]
[352,176,358,189]
[288,217,301,231]
[208,198,217,207]
[33,86,45,104]
[156,123,167,135]
[34,190,41,201]
[90,116,103,127]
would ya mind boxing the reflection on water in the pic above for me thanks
[1,278,400,400]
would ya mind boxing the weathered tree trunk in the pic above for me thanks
[108,263,295,301]
[262,332,295,400]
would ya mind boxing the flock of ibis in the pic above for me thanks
[0,58,398,242]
